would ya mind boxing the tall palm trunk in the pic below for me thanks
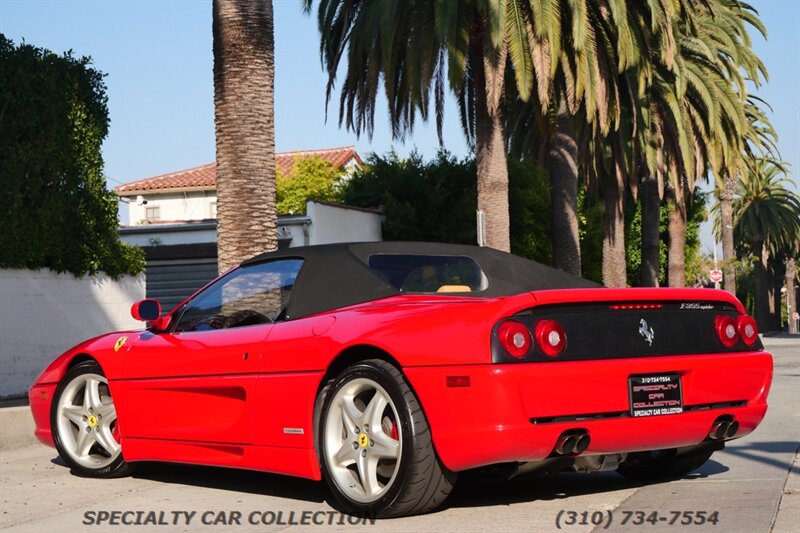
[640,173,661,286]
[548,101,581,276]
[752,239,772,331]
[719,174,737,294]
[771,259,785,331]
[602,149,626,287]
[666,187,686,287]
[787,258,798,334]
[213,0,277,274]
[471,30,510,253]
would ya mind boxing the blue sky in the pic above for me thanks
[2,0,798,249]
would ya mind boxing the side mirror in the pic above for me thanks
[131,299,161,321]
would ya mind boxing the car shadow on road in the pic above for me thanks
[45,440,796,513]
[130,462,329,504]
[721,440,800,473]
[443,471,661,510]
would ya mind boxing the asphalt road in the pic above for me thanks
[1,338,797,533]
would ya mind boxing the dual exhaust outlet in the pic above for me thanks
[709,417,739,440]
[554,431,590,455]
[552,416,736,456]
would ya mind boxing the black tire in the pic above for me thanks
[315,359,456,517]
[616,449,713,481]
[51,361,132,478]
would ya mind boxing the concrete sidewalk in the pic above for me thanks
[0,406,35,451]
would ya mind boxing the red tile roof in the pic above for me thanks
[115,146,363,194]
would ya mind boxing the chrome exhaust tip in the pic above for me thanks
[555,434,578,455]
[709,420,730,440]
[725,420,739,438]
[573,434,591,454]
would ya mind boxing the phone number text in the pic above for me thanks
[555,510,721,529]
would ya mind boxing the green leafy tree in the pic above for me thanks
[341,151,552,263]
[276,156,343,215]
[578,189,705,287]
[0,35,143,278]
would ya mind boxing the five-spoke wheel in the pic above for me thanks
[51,362,130,477]
[323,377,403,503]
[317,359,455,517]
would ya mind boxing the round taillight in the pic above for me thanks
[535,319,567,357]
[736,315,758,346]
[497,321,532,358]
[715,315,738,348]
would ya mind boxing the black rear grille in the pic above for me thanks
[492,301,762,363]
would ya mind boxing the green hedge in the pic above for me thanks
[0,35,143,278]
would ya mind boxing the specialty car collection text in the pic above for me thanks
[82,510,376,527]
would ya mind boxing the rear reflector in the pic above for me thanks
[535,319,567,357]
[715,315,738,347]
[736,315,758,346]
[497,321,532,358]
[445,376,471,388]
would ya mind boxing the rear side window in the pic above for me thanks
[368,254,488,293]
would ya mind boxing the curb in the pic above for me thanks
[771,449,800,533]
[0,406,36,451]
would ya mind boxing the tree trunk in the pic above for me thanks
[640,173,660,286]
[666,187,686,288]
[771,258,785,331]
[213,0,277,274]
[753,239,772,331]
[719,174,737,294]
[548,101,581,276]
[787,258,798,334]
[602,153,626,288]
[471,31,510,253]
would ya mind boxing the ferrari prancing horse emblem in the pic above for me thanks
[358,433,369,448]
[639,319,654,346]
[114,336,128,352]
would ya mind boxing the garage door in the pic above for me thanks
[146,259,218,313]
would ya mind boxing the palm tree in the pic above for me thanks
[304,0,654,256]
[733,159,800,330]
[509,1,680,281]
[636,0,765,287]
[213,0,278,273]
[715,96,778,295]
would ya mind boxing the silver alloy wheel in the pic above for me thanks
[55,372,121,469]
[323,377,402,503]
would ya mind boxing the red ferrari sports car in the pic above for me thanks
[29,242,772,517]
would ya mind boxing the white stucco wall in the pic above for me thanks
[126,190,215,224]
[0,269,145,398]
[307,202,383,245]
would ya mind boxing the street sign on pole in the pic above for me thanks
[709,269,723,284]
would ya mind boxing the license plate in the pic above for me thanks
[628,374,683,417]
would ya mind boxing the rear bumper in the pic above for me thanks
[405,351,772,472]
[28,383,57,447]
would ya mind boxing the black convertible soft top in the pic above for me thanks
[241,241,600,320]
